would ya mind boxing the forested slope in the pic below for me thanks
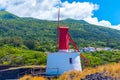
[0,11,120,66]
[1,11,120,51]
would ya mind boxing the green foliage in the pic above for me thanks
[0,45,120,67]
[82,50,120,67]
[0,11,18,19]
[0,45,47,66]
[0,11,120,51]
[0,11,120,67]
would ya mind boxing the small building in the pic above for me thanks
[83,47,96,52]
[46,27,82,75]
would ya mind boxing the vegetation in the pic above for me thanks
[0,44,120,68]
[19,75,47,80]
[1,11,120,52]
[20,63,120,80]
[0,45,47,66]
[0,10,120,80]
[0,11,120,66]
[82,50,120,67]
[59,63,120,80]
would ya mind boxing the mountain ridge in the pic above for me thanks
[0,11,120,49]
[0,11,19,19]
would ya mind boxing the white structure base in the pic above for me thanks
[46,51,82,75]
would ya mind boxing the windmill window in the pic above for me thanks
[69,58,72,64]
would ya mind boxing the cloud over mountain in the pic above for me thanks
[0,0,120,30]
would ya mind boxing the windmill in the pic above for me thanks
[46,6,89,76]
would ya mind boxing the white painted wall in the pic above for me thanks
[46,51,82,75]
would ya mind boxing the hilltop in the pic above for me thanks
[0,11,120,51]
[0,11,18,19]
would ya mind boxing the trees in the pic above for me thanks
[0,45,47,66]
[82,50,120,67]
[1,14,120,50]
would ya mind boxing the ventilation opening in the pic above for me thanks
[69,58,72,64]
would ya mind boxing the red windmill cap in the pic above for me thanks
[58,27,69,51]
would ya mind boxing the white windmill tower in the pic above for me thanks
[46,7,89,76]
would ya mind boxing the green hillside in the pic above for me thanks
[0,11,120,51]
[0,45,120,67]
[0,11,120,66]
[0,11,18,19]
[0,45,46,66]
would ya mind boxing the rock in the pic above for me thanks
[82,72,115,80]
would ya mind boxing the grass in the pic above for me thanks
[19,75,47,80]
[59,63,120,80]
[19,63,120,80]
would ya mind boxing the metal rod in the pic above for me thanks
[58,7,60,27]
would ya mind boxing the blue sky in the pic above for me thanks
[62,0,120,25]
[0,0,120,30]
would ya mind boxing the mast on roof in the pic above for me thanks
[58,7,60,27]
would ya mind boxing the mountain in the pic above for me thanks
[62,18,89,24]
[0,11,120,50]
[0,11,18,19]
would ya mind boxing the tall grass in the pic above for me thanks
[19,75,47,80]
[59,63,120,80]
[19,63,120,80]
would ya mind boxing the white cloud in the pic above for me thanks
[0,0,120,30]
[84,17,120,30]
[84,17,112,27]
[109,25,120,30]
[0,0,98,20]
[60,1,98,20]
